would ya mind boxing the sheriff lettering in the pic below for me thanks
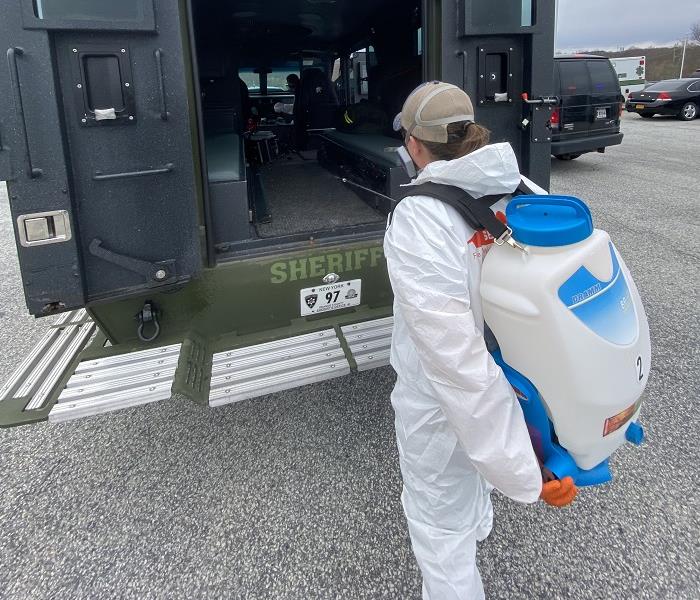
[270,247,385,284]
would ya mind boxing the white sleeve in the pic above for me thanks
[385,197,542,503]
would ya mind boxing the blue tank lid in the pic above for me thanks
[506,195,593,247]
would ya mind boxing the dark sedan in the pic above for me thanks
[626,78,700,120]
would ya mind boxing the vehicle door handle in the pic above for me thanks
[521,93,559,105]
[89,238,177,284]
[7,47,42,178]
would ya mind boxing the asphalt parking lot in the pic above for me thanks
[1,114,698,600]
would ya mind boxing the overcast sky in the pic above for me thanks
[556,0,698,51]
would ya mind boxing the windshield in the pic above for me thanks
[644,80,688,92]
[268,66,301,95]
[239,68,260,94]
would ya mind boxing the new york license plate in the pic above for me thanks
[300,279,362,316]
[596,107,607,119]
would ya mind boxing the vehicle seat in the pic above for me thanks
[293,68,339,148]
[201,76,245,134]
[369,58,422,127]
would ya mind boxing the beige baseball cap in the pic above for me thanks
[393,81,475,143]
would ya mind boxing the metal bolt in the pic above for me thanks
[509,47,514,51]
[479,74,484,78]
[128,116,134,121]
[121,49,126,53]
[81,118,87,123]
[509,73,513,77]
[76,83,82,89]
[534,138,539,142]
[124,82,130,87]
[479,100,484,104]
[72,48,78,53]
[155,269,167,281]
[546,137,551,141]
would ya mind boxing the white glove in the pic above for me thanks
[274,102,294,115]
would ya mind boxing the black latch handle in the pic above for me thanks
[521,93,559,105]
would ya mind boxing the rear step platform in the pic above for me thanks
[50,343,182,423]
[1,315,395,426]
[0,310,96,426]
[209,329,350,407]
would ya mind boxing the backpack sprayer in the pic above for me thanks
[390,184,650,487]
[481,195,650,486]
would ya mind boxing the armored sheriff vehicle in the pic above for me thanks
[0,0,556,427]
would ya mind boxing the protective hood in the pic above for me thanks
[406,142,522,197]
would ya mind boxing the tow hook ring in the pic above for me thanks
[136,301,161,343]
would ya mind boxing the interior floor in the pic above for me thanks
[254,156,385,238]
[193,0,423,249]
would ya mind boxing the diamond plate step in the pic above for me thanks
[341,316,394,371]
[210,329,350,407]
[49,344,181,423]
[0,310,96,413]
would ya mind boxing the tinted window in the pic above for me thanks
[687,81,700,92]
[587,61,619,93]
[645,80,690,92]
[558,61,589,94]
[35,0,143,21]
[470,0,534,28]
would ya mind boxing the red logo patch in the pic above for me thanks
[467,211,506,248]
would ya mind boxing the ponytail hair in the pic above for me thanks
[420,121,490,161]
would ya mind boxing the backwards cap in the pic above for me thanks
[393,81,475,143]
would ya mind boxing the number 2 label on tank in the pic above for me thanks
[300,280,362,316]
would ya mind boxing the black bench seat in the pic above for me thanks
[319,131,404,169]
[318,131,411,207]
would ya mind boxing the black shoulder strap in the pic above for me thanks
[393,178,536,240]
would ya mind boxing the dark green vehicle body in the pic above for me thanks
[0,0,556,426]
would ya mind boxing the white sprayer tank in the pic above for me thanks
[481,195,651,470]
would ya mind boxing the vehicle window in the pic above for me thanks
[332,58,341,83]
[644,80,689,92]
[34,0,143,21]
[268,66,301,95]
[587,61,619,93]
[687,81,700,92]
[239,69,260,95]
[469,0,534,28]
[558,61,589,94]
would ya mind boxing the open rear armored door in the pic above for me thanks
[438,0,556,189]
[0,0,202,316]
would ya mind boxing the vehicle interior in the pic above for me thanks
[191,0,424,253]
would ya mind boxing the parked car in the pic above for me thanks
[626,79,700,121]
[551,55,624,160]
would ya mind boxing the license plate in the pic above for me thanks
[300,279,362,316]
[596,107,607,119]
[635,104,645,110]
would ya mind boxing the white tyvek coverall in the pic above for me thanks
[384,142,546,599]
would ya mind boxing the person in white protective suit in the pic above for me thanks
[384,82,578,600]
